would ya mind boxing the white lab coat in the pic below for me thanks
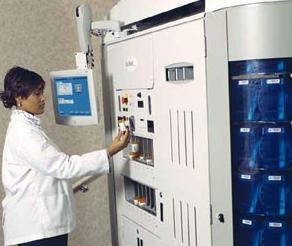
[2,110,110,245]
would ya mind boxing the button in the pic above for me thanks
[121,94,128,104]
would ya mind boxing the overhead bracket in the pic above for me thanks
[75,4,122,68]
[91,20,122,37]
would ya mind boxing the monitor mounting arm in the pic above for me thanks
[75,4,122,68]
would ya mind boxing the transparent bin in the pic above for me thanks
[230,77,292,121]
[234,214,292,246]
[229,58,292,77]
[229,58,292,121]
[231,123,292,170]
[234,170,292,216]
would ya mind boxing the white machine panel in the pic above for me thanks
[205,10,234,246]
[106,36,154,90]
[206,0,284,12]
[152,18,211,246]
[110,0,200,25]
[105,14,212,246]
[227,1,292,61]
[103,1,292,246]
[109,0,283,26]
[121,216,161,246]
[110,86,158,238]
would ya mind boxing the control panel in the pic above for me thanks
[115,89,155,166]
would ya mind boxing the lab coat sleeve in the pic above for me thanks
[19,128,110,179]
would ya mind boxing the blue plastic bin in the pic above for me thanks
[229,58,292,121]
[230,77,292,121]
[231,123,292,170]
[234,214,292,246]
[234,171,292,216]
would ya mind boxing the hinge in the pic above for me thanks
[204,35,207,58]
[91,20,122,37]
[210,204,213,225]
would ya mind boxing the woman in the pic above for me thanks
[0,66,129,246]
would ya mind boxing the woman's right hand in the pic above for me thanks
[106,129,130,157]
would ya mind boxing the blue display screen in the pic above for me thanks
[54,76,91,116]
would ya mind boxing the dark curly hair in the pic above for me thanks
[0,66,45,108]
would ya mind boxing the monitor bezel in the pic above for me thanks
[50,69,98,126]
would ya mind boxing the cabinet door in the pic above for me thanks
[106,35,154,90]
[205,9,233,246]
[153,18,212,246]
[120,216,161,246]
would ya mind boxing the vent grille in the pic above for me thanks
[169,109,195,169]
[172,198,198,246]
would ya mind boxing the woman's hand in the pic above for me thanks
[106,129,130,157]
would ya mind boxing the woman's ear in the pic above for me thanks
[15,96,23,107]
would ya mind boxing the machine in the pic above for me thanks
[70,0,292,245]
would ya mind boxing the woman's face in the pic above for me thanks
[16,86,46,115]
